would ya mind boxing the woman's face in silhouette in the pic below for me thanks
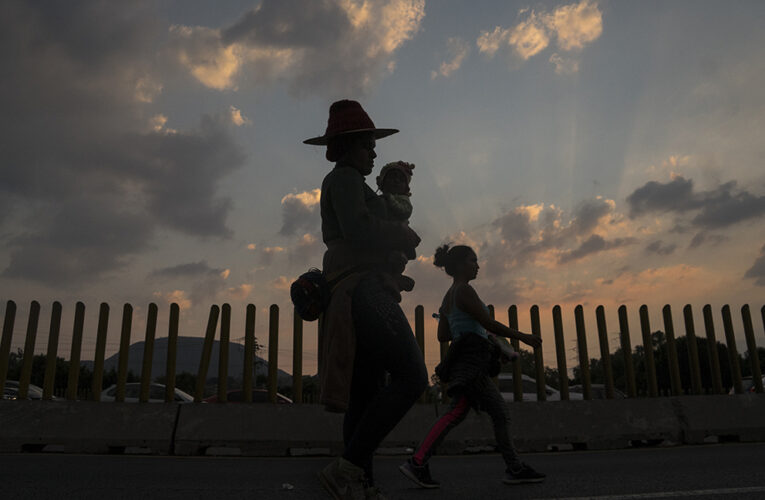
[458,250,479,281]
[344,134,376,176]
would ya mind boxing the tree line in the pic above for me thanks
[507,331,765,395]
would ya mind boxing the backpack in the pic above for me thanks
[290,268,330,322]
[290,265,372,321]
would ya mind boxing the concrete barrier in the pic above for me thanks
[173,403,344,456]
[675,394,765,444]
[2,395,763,456]
[0,400,178,454]
[383,398,682,454]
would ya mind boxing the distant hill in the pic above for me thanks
[81,336,294,386]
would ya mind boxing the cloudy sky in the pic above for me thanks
[2,0,764,376]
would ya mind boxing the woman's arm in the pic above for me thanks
[455,285,542,349]
[328,168,420,250]
[437,315,452,343]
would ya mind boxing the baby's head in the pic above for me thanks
[376,161,414,195]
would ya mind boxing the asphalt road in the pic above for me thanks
[3,443,764,499]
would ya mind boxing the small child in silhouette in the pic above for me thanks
[377,161,416,291]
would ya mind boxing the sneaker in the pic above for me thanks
[398,459,440,489]
[319,457,367,499]
[503,462,546,484]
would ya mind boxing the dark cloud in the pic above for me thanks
[171,0,425,96]
[279,191,321,236]
[2,199,152,286]
[626,177,697,217]
[258,246,286,265]
[151,260,223,278]
[626,176,765,229]
[494,210,534,246]
[121,118,245,238]
[744,245,765,286]
[222,0,351,49]
[288,234,323,266]
[0,3,245,285]
[150,260,229,306]
[559,235,636,264]
[570,198,613,235]
[691,187,765,229]
[688,231,727,249]
[489,198,618,269]
[644,240,677,256]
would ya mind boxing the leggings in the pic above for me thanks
[412,375,522,471]
[343,274,429,482]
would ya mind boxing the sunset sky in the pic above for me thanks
[2,1,764,376]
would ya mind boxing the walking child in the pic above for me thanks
[399,244,546,488]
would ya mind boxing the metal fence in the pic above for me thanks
[1,300,763,404]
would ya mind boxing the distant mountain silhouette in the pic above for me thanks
[82,336,294,385]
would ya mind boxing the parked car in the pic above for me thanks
[100,383,194,403]
[728,375,765,395]
[203,388,293,404]
[569,384,627,399]
[497,373,583,402]
[3,380,52,400]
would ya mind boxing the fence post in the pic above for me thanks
[165,303,180,403]
[43,302,63,400]
[19,301,41,400]
[682,305,703,395]
[530,305,546,401]
[218,304,231,403]
[702,305,724,394]
[661,305,683,396]
[508,306,523,402]
[243,305,256,403]
[268,305,279,404]
[638,305,658,397]
[91,303,110,401]
[415,305,426,401]
[0,301,16,394]
[139,303,158,403]
[195,305,220,403]
[721,305,743,394]
[66,302,85,401]
[116,304,133,403]
[574,305,591,400]
[618,306,637,397]
[742,305,763,393]
[292,308,303,404]
[415,305,425,356]
[552,305,569,400]
[595,306,615,399]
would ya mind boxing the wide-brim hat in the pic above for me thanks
[303,99,398,145]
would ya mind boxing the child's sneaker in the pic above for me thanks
[503,462,546,484]
[399,458,440,488]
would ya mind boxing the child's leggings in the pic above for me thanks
[412,375,522,470]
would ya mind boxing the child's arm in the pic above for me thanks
[437,315,452,343]
[455,285,542,349]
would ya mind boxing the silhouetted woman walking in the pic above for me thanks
[399,244,546,489]
[303,100,427,500]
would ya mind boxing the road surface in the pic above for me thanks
[2,442,764,499]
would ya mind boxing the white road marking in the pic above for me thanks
[540,486,765,499]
